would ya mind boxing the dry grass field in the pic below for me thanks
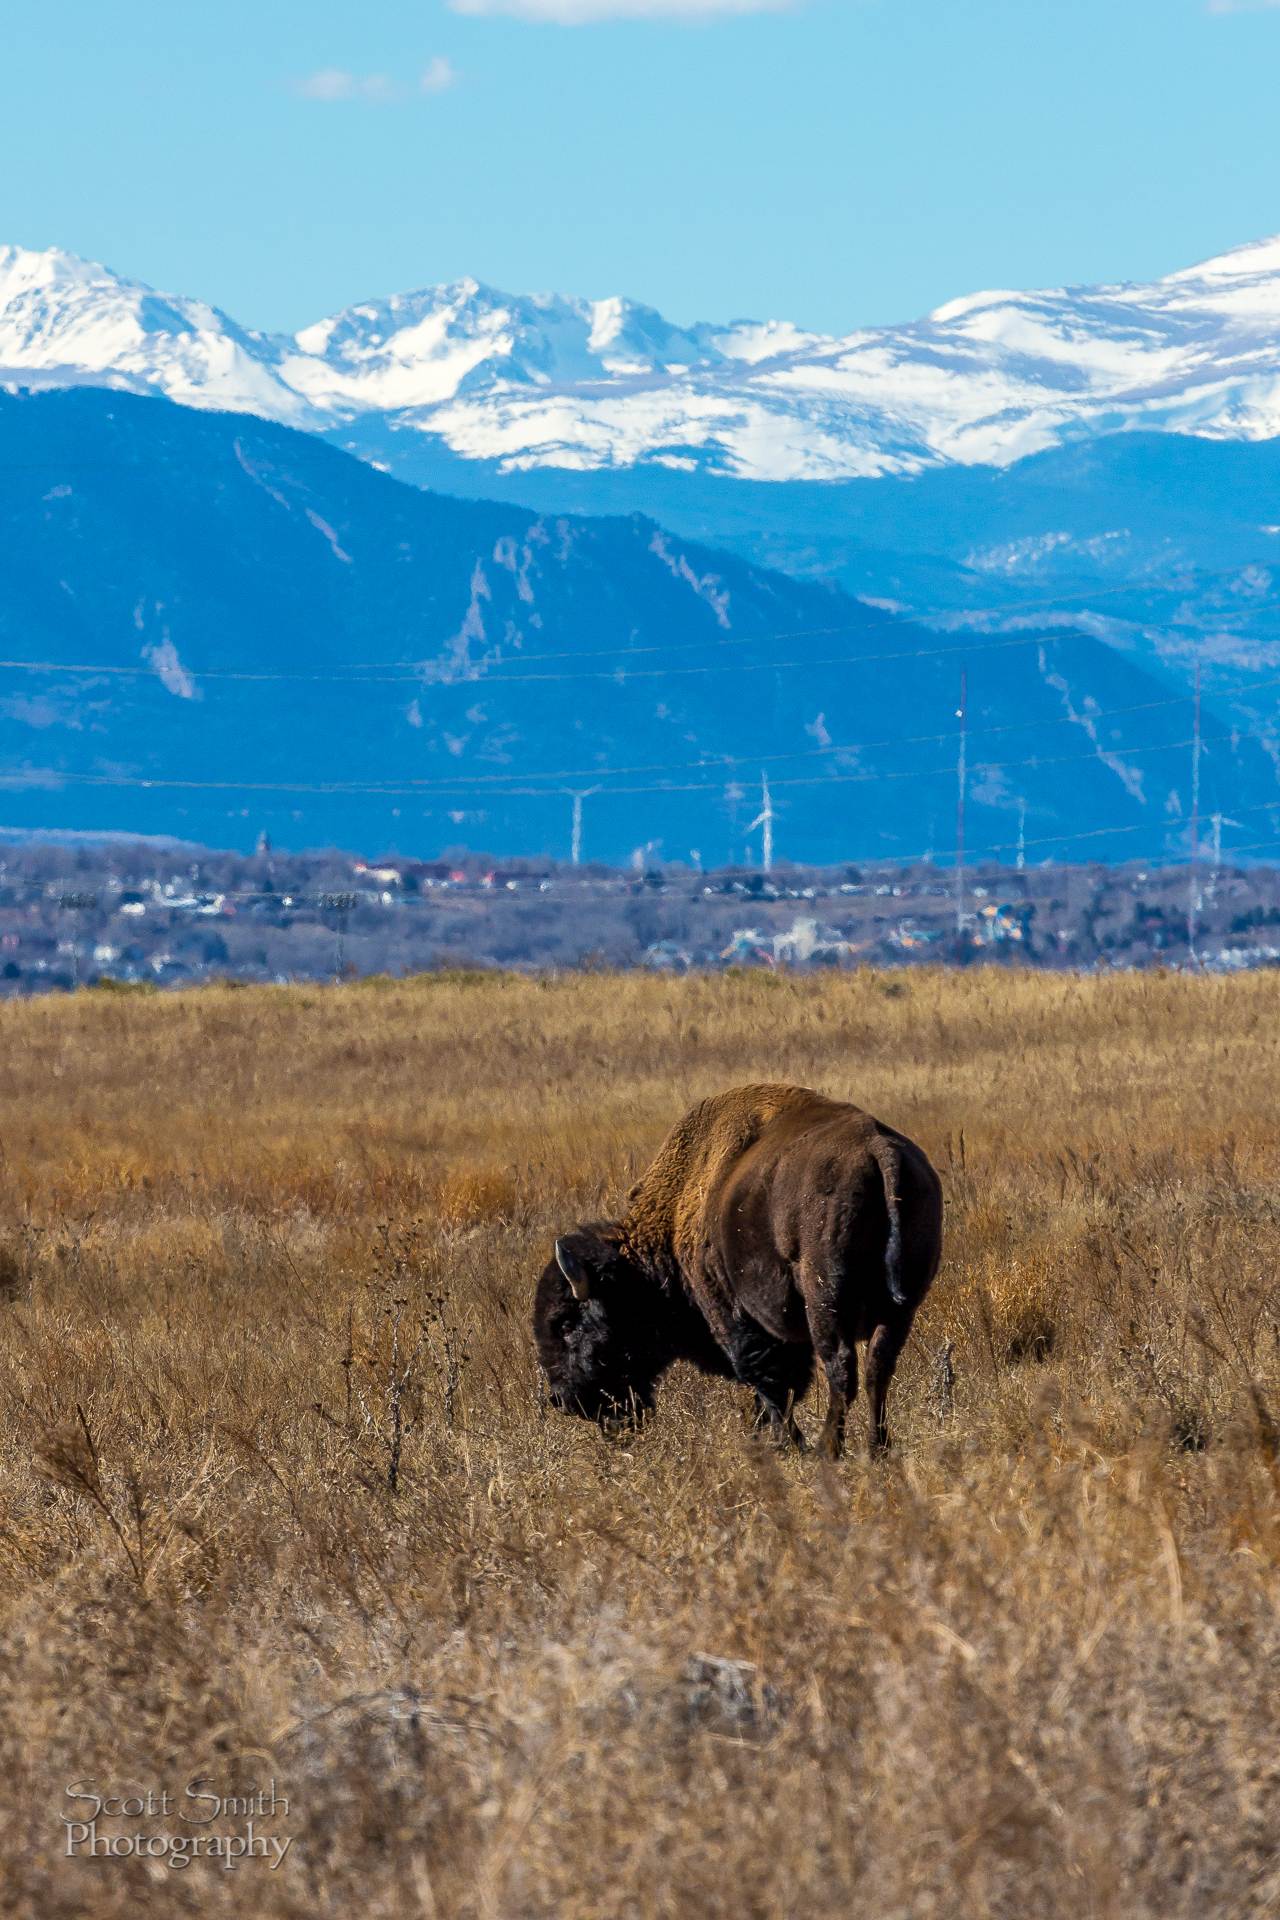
[0,968,1278,1918]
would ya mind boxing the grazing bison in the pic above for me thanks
[534,1083,943,1458]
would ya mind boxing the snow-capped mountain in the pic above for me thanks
[0,244,311,424]
[5,237,1280,483]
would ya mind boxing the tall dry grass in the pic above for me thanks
[0,969,1277,1917]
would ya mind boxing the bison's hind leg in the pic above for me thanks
[815,1339,857,1461]
[865,1315,912,1457]
[724,1313,813,1450]
[801,1272,858,1460]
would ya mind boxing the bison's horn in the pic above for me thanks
[555,1237,592,1301]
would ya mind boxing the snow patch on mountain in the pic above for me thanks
[143,637,200,701]
[648,530,731,627]
[305,508,352,564]
[1039,648,1146,802]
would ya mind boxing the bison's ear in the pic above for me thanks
[555,1234,597,1302]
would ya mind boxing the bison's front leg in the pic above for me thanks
[723,1312,812,1450]
[749,1391,806,1450]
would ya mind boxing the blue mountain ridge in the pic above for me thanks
[1,388,1275,867]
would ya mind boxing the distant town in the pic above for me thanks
[1,834,1277,994]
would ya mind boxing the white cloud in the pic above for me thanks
[296,68,397,102]
[296,60,457,102]
[421,55,458,92]
[297,68,351,101]
[451,0,793,21]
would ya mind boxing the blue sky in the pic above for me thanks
[4,0,1280,333]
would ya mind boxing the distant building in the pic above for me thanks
[642,940,694,973]
[720,917,863,969]
[720,928,774,967]
[770,917,861,967]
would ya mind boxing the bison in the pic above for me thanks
[534,1083,943,1458]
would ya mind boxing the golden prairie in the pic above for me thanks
[0,968,1277,1917]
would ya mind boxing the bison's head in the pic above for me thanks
[533,1225,660,1429]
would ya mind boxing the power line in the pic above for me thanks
[0,730,1216,803]
[0,617,906,685]
[0,612,1246,691]
[906,556,1280,627]
[4,629,1279,724]
[299,673,1280,790]
[0,621,1034,687]
[6,670,1280,800]
[770,795,1280,874]
[950,793,1280,863]
[0,631,1033,689]
[4,643,1278,876]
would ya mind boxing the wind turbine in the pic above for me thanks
[750,772,774,874]
[565,787,599,866]
[1207,811,1240,904]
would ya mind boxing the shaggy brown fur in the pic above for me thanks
[535,1084,943,1456]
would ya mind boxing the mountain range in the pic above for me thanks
[3,240,1280,864]
[5,235,1280,482]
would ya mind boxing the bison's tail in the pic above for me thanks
[871,1136,907,1307]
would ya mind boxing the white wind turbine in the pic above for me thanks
[750,771,774,874]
